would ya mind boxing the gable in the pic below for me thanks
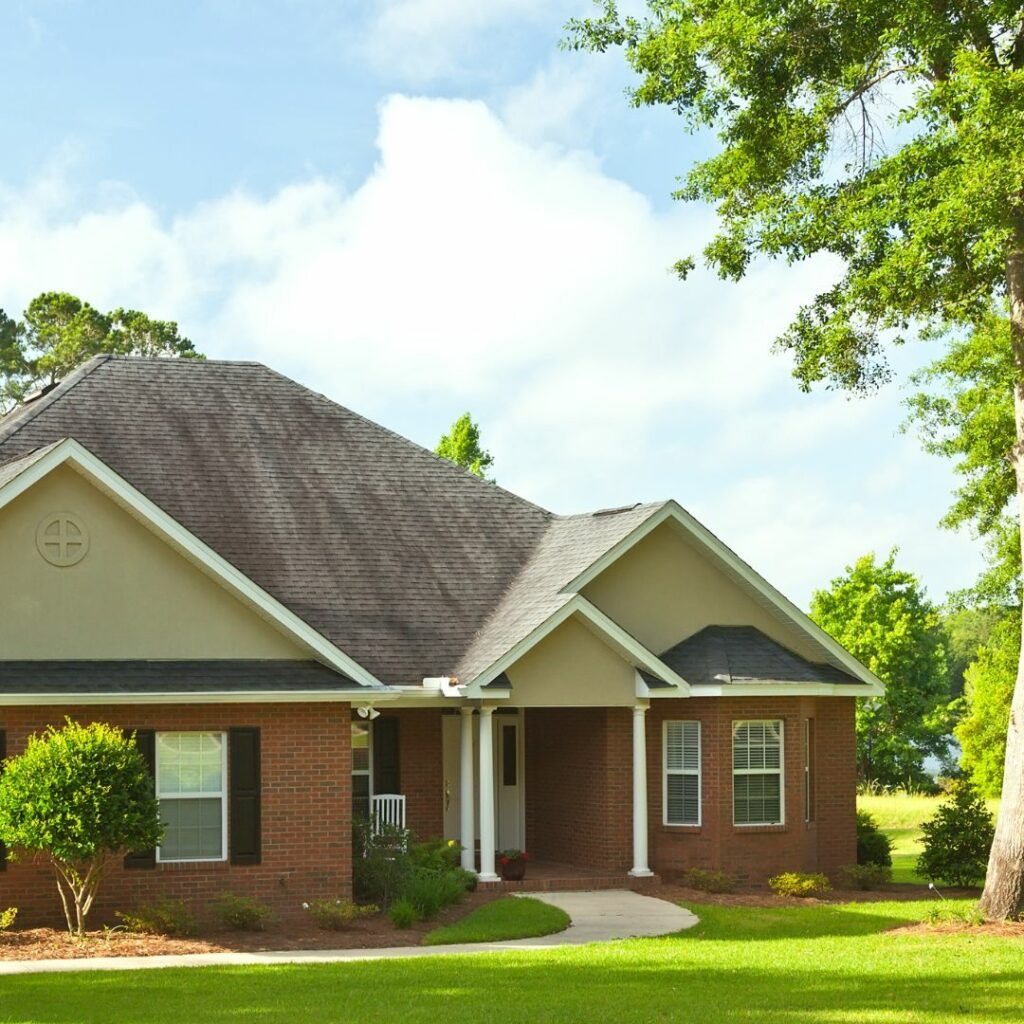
[504,616,637,707]
[0,465,310,660]
[581,520,826,664]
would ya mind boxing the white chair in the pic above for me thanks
[370,793,407,834]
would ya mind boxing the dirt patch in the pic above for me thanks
[892,920,1024,939]
[0,890,499,961]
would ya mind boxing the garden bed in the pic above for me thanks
[0,890,500,961]
[652,880,979,909]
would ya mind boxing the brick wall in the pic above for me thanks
[0,702,352,927]
[376,708,444,841]
[646,696,857,882]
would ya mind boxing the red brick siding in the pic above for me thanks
[0,703,352,927]
[646,697,857,882]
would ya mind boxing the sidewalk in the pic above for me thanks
[0,890,698,975]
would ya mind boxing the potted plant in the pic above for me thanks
[498,849,529,881]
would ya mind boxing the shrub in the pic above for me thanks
[117,899,197,937]
[400,866,470,919]
[769,872,832,898]
[917,782,995,887]
[306,899,378,931]
[681,869,735,894]
[924,902,986,927]
[856,810,893,867]
[389,899,419,929]
[353,821,413,906]
[408,838,463,872]
[213,893,274,931]
[839,863,892,890]
[0,907,17,932]
[0,720,163,935]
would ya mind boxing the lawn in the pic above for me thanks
[423,896,569,945]
[1,899,1021,1023]
[858,794,1001,884]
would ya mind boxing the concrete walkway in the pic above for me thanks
[0,890,697,975]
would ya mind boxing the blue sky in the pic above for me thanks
[0,0,984,608]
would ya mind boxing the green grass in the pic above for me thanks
[423,896,570,945]
[857,794,1001,885]
[1,899,1022,1023]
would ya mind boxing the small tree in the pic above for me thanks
[918,782,996,888]
[0,721,162,935]
[435,412,494,479]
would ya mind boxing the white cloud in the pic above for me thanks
[0,92,982,603]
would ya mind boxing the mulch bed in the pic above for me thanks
[893,919,1024,939]
[0,890,500,961]
[650,880,980,909]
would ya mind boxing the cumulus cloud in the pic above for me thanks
[0,92,981,604]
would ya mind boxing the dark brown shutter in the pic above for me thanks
[373,716,400,795]
[124,729,157,869]
[0,730,7,871]
[229,727,261,865]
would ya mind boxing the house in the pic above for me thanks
[0,356,881,922]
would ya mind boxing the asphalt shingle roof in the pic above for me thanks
[659,625,863,686]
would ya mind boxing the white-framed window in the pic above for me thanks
[663,720,701,826]
[155,731,227,863]
[733,720,784,826]
[352,720,372,820]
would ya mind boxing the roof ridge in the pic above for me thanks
[0,355,114,445]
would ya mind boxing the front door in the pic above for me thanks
[441,711,524,851]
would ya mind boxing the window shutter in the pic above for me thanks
[0,729,7,871]
[372,717,400,795]
[124,729,157,870]
[229,727,261,866]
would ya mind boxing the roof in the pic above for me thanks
[0,441,62,489]
[658,626,864,687]
[0,660,360,695]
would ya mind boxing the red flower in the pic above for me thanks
[500,856,509,866]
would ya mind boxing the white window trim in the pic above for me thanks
[352,720,374,803]
[732,719,785,827]
[804,718,814,824]
[155,731,228,864]
[662,720,702,827]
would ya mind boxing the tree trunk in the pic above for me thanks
[980,245,1024,920]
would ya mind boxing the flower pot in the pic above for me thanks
[500,859,527,882]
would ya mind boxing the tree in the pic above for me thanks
[568,0,1024,919]
[435,413,494,479]
[944,606,1008,697]
[917,781,996,887]
[809,551,950,786]
[0,291,201,410]
[957,610,1019,797]
[0,720,162,935]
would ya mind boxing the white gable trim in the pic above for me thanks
[0,438,386,689]
[461,594,689,697]
[563,501,885,695]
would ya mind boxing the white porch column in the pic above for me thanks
[477,705,499,881]
[459,707,476,873]
[629,703,654,877]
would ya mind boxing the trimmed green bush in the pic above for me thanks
[839,863,892,890]
[924,902,985,927]
[306,898,378,930]
[0,907,17,932]
[769,872,832,898]
[401,866,469,919]
[917,782,995,887]
[353,822,412,906]
[389,899,419,929]
[117,899,197,937]
[856,810,893,867]
[681,869,735,894]
[214,893,274,931]
[0,720,163,935]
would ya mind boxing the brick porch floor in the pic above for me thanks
[476,859,660,893]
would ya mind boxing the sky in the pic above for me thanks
[0,0,985,610]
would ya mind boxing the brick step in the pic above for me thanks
[477,873,661,893]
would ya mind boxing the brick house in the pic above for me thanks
[0,356,881,923]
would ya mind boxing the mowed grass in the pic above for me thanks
[858,794,1001,884]
[1,899,1022,1024]
[423,896,569,945]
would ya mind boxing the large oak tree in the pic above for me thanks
[569,1,1024,917]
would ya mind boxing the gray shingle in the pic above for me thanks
[659,626,863,686]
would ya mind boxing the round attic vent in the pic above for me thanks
[36,513,90,568]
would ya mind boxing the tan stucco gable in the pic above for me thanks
[504,616,638,707]
[0,464,309,660]
[581,519,825,663]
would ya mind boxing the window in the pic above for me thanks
[663,721,701,825]
[804,718,815,823]
[156,732,226,862]
[352,721,371,820]
[733,720,784,826]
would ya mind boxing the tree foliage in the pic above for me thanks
[0,291,202,410]
[810,551,950,785]
[956,610,1019,797]
[435,412,495,479]
[0,720,162,935]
